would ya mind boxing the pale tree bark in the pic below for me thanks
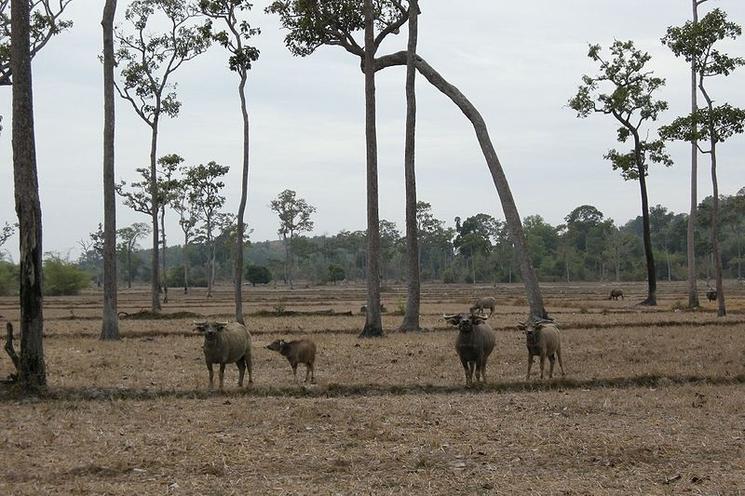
[100,0,119,340]
[699,70,726,316]
[688,0,703,308]
[399,0,420,333]
[234,72,250,324]
[182,232,189,294]
[709,146,725,316]
[11,0,46,388]
[360,0,383,337]
[160,206,168,303]
[376,52,548,320]
[149,119,161,311]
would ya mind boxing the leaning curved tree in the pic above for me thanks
[268,0,548,323]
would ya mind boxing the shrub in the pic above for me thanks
[327,264,345,284]
[246,264,272,286]
[43,256,89,296]
[0,261,19,296]
[165,266,208,288]
[443,268,458,284]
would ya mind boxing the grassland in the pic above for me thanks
[1,280,745,495]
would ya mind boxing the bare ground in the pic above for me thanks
[1,280,745,495]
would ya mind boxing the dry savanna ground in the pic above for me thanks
[1,281,745,495]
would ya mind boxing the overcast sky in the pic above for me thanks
[2,0,745,261]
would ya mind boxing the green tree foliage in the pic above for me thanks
[245,264,271,286]
[327,264,346,284]
[184,160,229,297]
[269,189,316,288]
[0,260,18,295]
[43,255,89,296]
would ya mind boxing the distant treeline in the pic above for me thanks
[1,194,742,295]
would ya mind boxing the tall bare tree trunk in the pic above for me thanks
[699,78,726,316]
[710,144,726,316]
[400,0,420,333]
[11,0,45,388]
[160,206,168,303]
[235,73,250,324]
[149,119,161,312]
[375,52,548,320]
[688,0,701,308]
[101,0,119,340]
[633,135,657,306]
[183,233,189,294]
[127,247,132,289]
[360,0,383,337]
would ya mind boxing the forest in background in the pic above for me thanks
[4,189,743,295]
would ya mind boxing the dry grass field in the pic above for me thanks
[2,281,745,495]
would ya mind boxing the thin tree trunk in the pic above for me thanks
[210,241,217,298]
[700,75,726,316]
[149,120,161,312]
[634,136,657,306]
[234,73,250,324]
[206,222,214,297]
[400,0,420,333]
[710,144,726,316]
[160,206,168,303]
[360,0,383,337]
[687,0,701,308]
[183,233,189,294]
[376,53,547,319]
[127,247,132,289]
[666,250,672,282]
[101,0,119,340]
[283,234,292,288]
[11,0,46,388]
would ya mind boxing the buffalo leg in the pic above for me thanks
[207,361,214,389]
[237,358,246,387]
[219,363,226,391]
[548,354,555,379]
[461,357,472,386]
[557,349,565,376]
[539,353,546,380]
[526,354,534,380]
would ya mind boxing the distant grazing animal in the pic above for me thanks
[469,296,497,317]
[266,338,317,383]
[518,319,564,380]
[443,312,496,387]
[706,288,717,302]
[360,303,386,314]
[196,321,253,391]
[608,289,624,300]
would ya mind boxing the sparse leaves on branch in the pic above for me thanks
[0,0,73,86]
[0,221,15,247]
[266,0,408,58]
[569,40,671,180]
[199,0,260,74]
[662,8,745,77]
[115,0,211,125]
[660,104,745,147]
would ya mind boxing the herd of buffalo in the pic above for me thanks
[193,291,575,390]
